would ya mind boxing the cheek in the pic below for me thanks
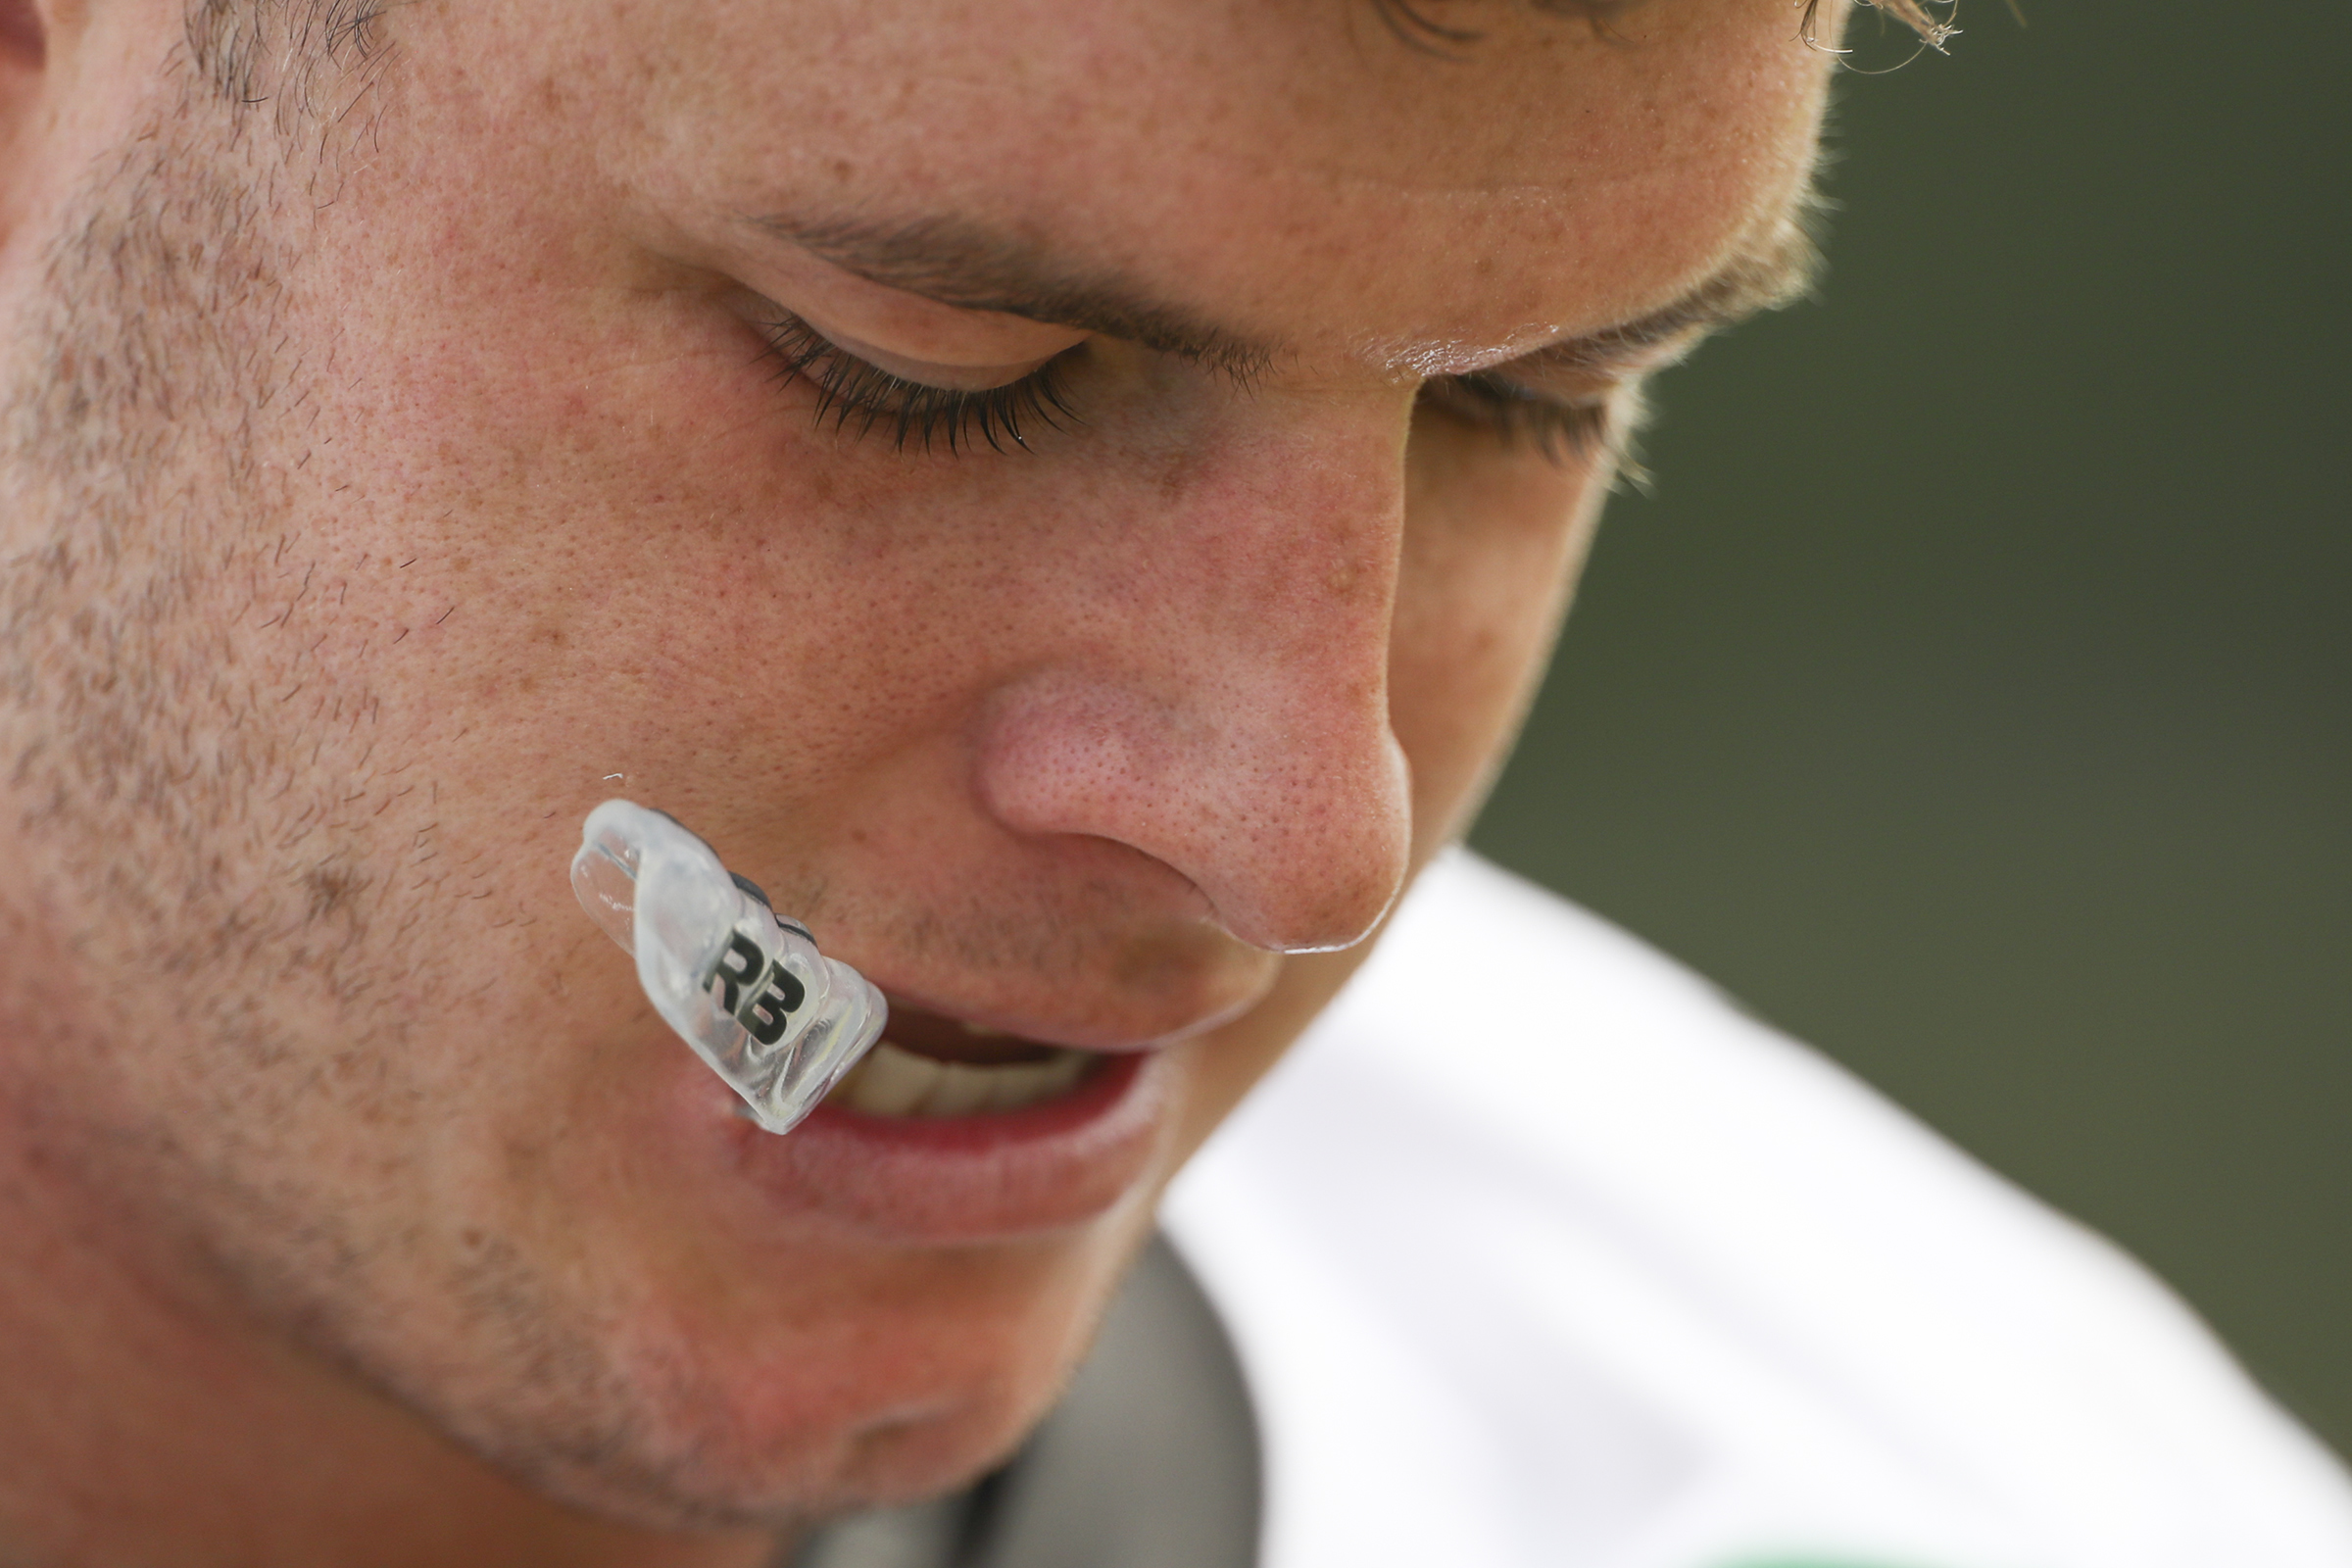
[1389,418,1604,855]
[277,277,948,793]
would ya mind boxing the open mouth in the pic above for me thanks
[822,1001,1100,1118]
[742,994,1168,1239]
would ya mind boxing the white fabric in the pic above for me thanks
[1162,850,2352,1568]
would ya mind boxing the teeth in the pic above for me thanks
[838,1041,945,1116]
[983,1061,1054,1110]
[825,1040,1093,1118]
[920,1061,997,1117]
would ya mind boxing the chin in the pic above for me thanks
[378,1188,1153,1534]
[284,961,1202,1533]
[470,1380,1042,1535]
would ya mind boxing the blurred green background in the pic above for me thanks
[1468,2,2351,1450]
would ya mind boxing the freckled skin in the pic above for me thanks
[0,0,1838,1561]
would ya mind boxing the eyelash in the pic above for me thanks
[757,314,1077,455]
[759,312,1613,466]
[1416,371,1616,466]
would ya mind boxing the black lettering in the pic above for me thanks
[761,962,807,1017]
[743,995,787,1046]
[706,931,764,1014]
[737,960,807,1047]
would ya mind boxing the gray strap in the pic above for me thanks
[790,1231,1261,1568]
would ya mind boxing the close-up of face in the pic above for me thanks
[0,0,1838,1554]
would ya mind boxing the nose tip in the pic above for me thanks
[973,674,1413,957]
[1189,726,1413,955]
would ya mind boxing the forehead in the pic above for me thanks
[447,0,1833,363]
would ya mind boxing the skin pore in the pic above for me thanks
[0,0,1838,1562]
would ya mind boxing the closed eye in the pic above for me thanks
[756,313,1080,456]
[1415,369,1620,466]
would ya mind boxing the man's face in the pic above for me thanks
[0,0,1833,1536]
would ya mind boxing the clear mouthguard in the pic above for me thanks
[571,800,886,1136]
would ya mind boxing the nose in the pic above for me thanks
[970,405,1413,955]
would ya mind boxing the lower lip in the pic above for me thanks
[722,1050,1174,1242]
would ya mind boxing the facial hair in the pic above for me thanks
[0,62,823,1532]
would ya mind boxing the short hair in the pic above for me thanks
[1376,0,1954,55]
[186,0,1952,122]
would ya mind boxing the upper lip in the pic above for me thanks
[870,981,1262,1055]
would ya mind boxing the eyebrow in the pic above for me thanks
[743,188,1822,387]
[1508,205,1825,377]
[744,212,1280,384]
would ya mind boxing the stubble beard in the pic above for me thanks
[0,70,834,1534]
